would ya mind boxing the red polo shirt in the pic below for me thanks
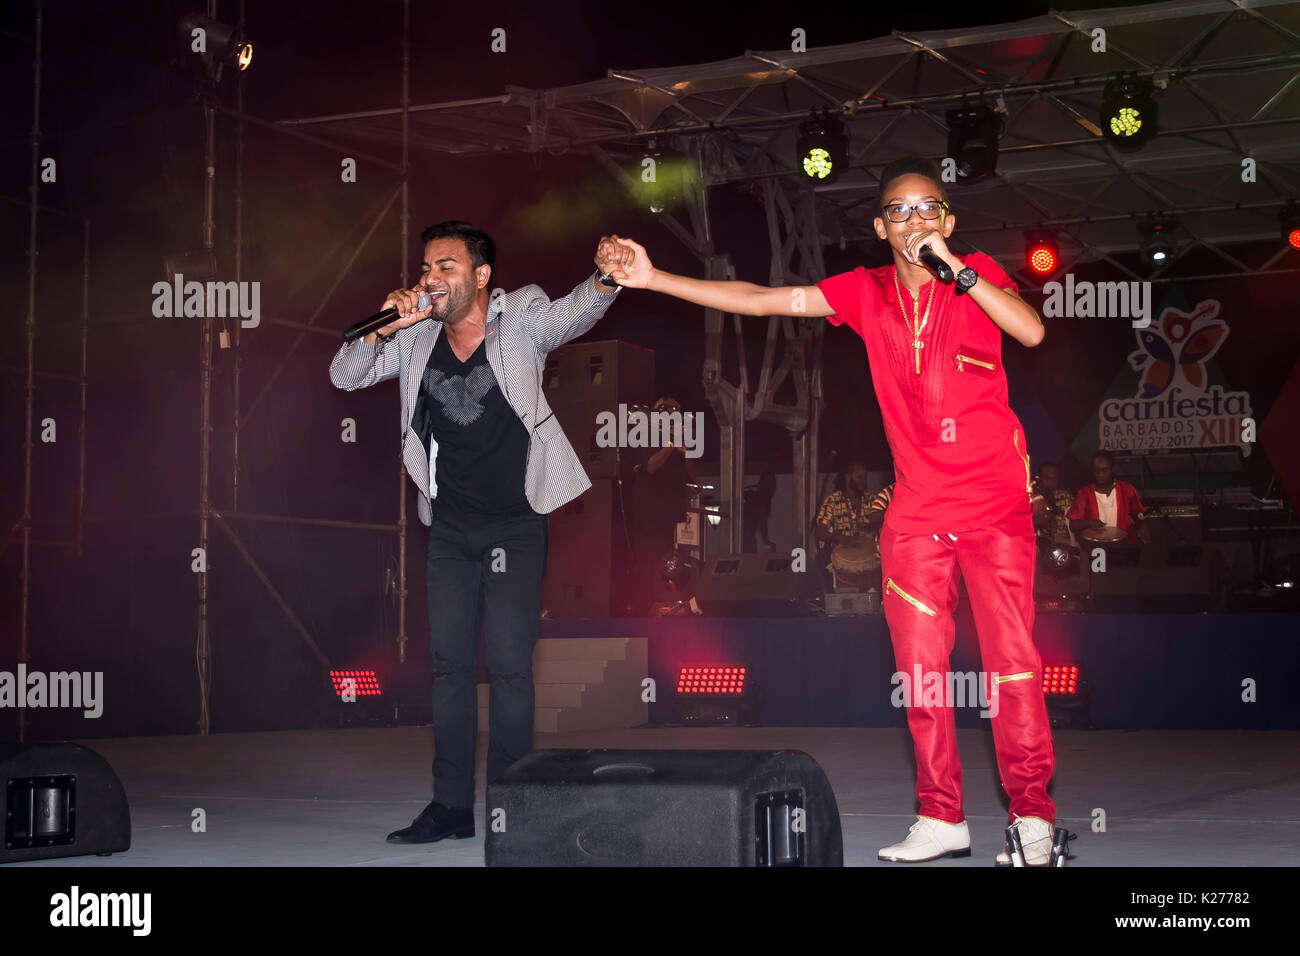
[817,252,1034,534]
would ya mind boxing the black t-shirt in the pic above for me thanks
[410,331,534,517]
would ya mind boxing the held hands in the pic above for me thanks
[594,236,654,289]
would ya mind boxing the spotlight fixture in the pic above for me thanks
[672,665,762,724]
[633,143,693,215]
[1138,215,1178,266]
[796,110,849,185]
[177,13,253,83]
[328,668,390,728]
[1101,74,1157,150]
[946,107,1002,183]
[1024,231,1060,275]
[1279,201,1300,250]
[1042,665,1093,729]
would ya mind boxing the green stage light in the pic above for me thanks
[796,111,848,185]
[1101,75,1157,150]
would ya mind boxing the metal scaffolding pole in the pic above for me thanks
[0,192,89,570]
[186,0,419,731]
[397,0,411,663]
[17,0,43,744]
[196,87,216,734]
[232,0,246,514]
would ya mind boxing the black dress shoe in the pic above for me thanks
[386,801,474,844]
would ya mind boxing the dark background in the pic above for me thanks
[1,0,1297,738]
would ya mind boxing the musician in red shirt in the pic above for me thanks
[1069,450,1149,544]
[605,156,1057,864]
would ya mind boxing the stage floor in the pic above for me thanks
[10,726,1297,867]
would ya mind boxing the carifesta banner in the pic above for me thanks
[1072,292,1255,461]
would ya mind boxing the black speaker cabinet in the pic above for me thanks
[544,340,655,479]
[695,553,819,617]
[1,743,131,863]
[542,478,630,618]
[1087,542,1229,611]
[485,748,842,866]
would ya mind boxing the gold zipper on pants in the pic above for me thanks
[1013,429,1032,499]
[995,671,1034,684]
[885,578,937,617]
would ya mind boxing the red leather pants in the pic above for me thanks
[879,510,1056,824]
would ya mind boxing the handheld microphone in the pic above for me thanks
[918,245,955,283]
[343,292,431,342]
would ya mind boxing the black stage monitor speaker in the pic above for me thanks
[1088,542,1229,611]
[541,478,628,618]
[486,748,842,866]
[544,340,655,480]
[695,553,818,616]
[1,743,131,863]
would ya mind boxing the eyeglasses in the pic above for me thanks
[882,200,949,222]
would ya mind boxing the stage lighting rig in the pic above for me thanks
[1101,74,1157,150]
[177,13,253,84]
[1280,201,1300,250]
[1024,231,1060,276]
[1138,214,1178,266]
[796,110,849,185]
[946,107,1003,183]
[633,143,693,215]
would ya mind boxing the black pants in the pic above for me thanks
[426,505,548,808]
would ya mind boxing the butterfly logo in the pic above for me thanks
[1127,300,1226,399]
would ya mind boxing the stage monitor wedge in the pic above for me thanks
[486,748,842,866]
[1,743,131,864]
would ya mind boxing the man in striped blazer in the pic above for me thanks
[329,221,628,844]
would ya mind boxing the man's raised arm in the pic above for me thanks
[607,237,834,318]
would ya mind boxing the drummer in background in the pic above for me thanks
[816,460,874,552]
[864,480,896,534]
[1032,462,1074,547]
[1068,450,1149,545]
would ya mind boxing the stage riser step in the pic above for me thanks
[532,637,640,662]
[472,638,648,733]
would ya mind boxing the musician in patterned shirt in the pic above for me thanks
[815,461,874,548]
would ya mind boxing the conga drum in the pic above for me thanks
[830,538,880,590]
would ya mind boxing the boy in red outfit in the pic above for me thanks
[606,156,1057,864]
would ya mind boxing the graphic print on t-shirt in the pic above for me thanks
[424,363,497,427]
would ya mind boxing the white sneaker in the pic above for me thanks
[878,816,971,862]
[994,815,1054,866]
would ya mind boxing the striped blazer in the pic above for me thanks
[329,275,622,525]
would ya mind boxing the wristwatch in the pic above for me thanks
[954,266,979,296]
[595,268,619,288]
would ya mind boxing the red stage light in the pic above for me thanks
[1042,665,1079,695]
[1028,244,1057,274]
[1281,203,1300,250]
[329,669,382,697]
[676,665,748,695]
[1024,231,1059,276]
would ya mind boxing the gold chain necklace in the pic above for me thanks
[894,268,935,374]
